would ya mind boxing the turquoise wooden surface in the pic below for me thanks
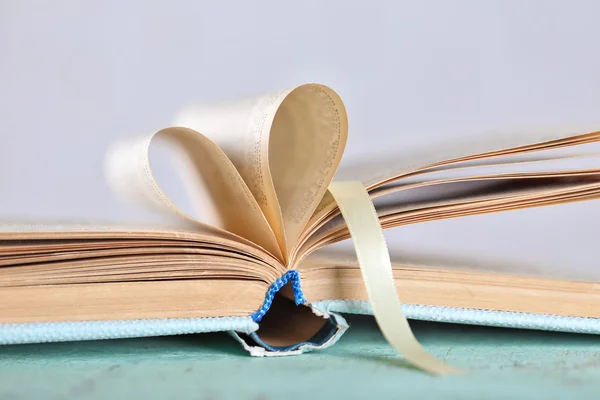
[1,315,600,399]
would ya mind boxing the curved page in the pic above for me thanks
[174,84,348,259]
[105,126,282,260]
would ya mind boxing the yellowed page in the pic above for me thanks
[306,177,600,255]
[336,126,600,187]
[174,84,348,259]
[375,153,600,190]
[300,129,600,260]
[0,279,268,323]
[1,255,276,287]
[104,126,282,260]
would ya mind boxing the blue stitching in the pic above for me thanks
[251,270,306,322]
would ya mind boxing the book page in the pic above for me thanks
[335,125,600,187]
[298,175,600,259]
[174,84,348,259]
[303,126,600,240]
[303,194,600,284]
[375,153,600,193]
[104,126,282,260]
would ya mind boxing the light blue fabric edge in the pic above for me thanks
[0,316,258,345]
[3,300,600,347]
[311,300,600,335]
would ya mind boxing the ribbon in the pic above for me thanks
[328,181,464,375]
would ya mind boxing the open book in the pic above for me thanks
[2,83,600,373]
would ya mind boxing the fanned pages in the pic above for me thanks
[173,84,348,260]
[105,126,283,260]
[1,83,600,374]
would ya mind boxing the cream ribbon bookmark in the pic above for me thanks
[328,181,463,375]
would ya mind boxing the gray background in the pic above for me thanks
[1,0,599,278]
